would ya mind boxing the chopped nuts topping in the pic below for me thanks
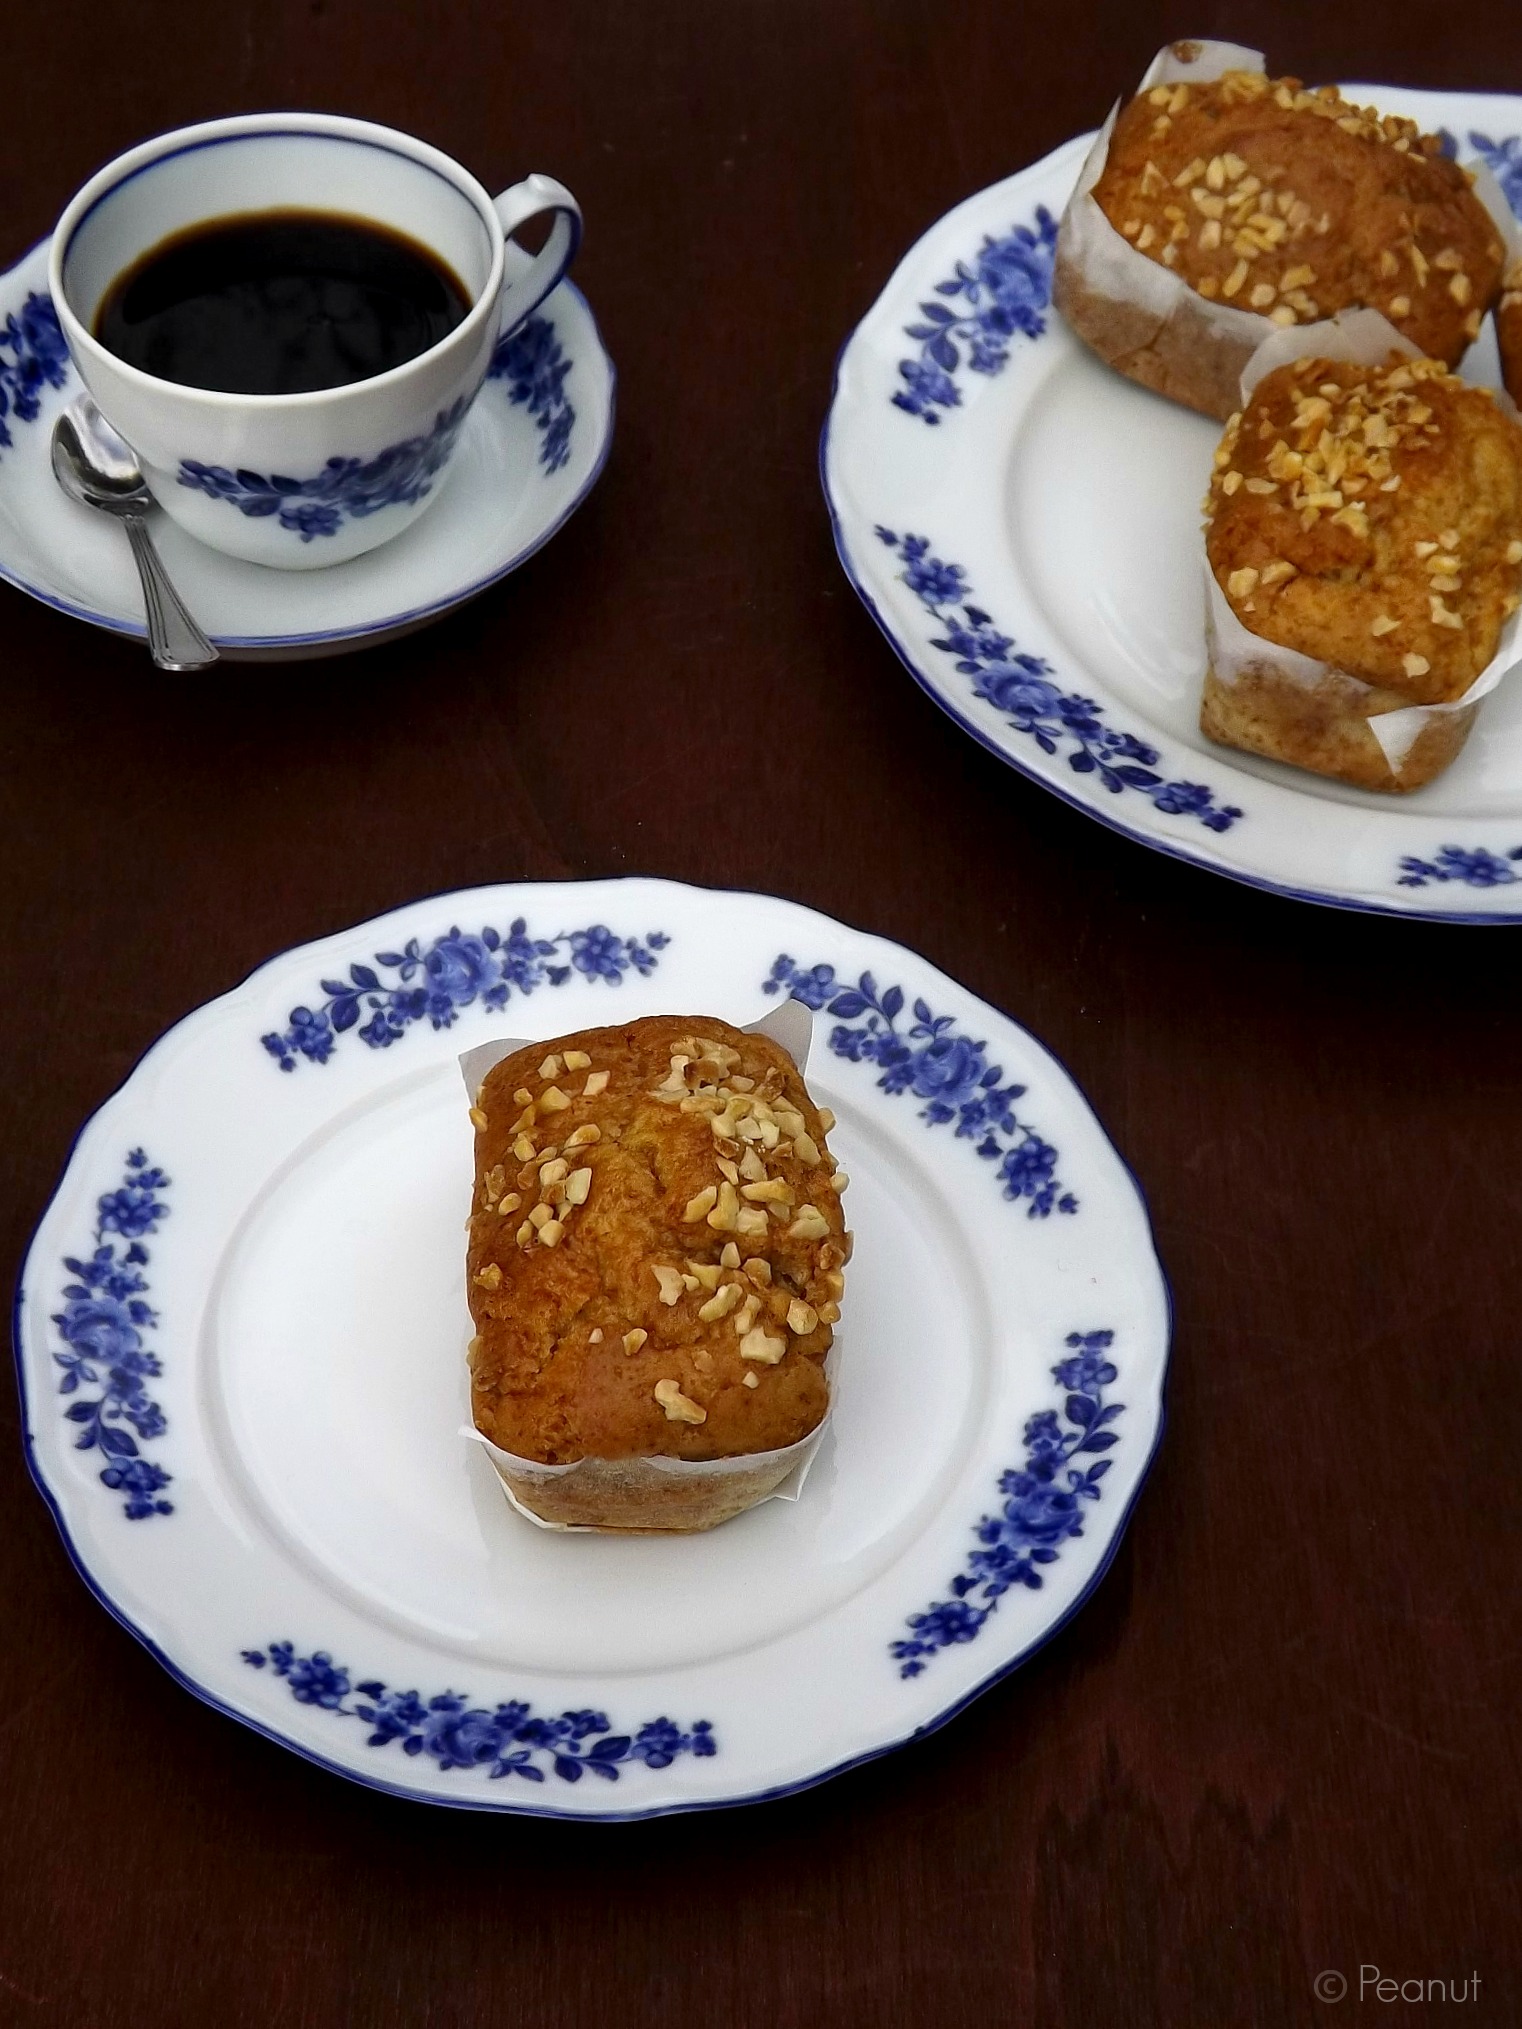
[654,1378,706,1424]
[496,1193,522,1216]
[698,1281,744,1322]
[563,1049,592,1071]
[588,1328,603,1343]
[513,1086,533,1106]
[788,1204,832,1242]
[743,1257,773,1287]
[787,1299,819,1335]
[1227,566,1259,600]
[623,1329,647,1354]
[474,1263,502,1289]
[719,1241,740,1268]
[538,1085,571,1113]
[512,1134,536,1162]
[1370,614,1401,636]
[743,1372,759,1389]
[528,1203,554,1229]
[706,1181,741,1231]
[683,1185,718,1222]
[538,1054,562,1080]
[563,1167,593,1206]
[469,1106,489,1130]
[538,1157,569,1186]
[1403,652,1432,677]
[741,1177,792,1203]
[738,1326,786,1365]
[653,1265,686,1304]
[829,1172,850,1193]
[564,1122,601,1147]
[537,1220,564,1248]
[583,1070,610,1096]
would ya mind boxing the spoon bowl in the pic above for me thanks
[49,394,218,670]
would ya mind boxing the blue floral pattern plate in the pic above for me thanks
[0,238,612,660]
[14,879,1168,1817]
[823,86,1522,921]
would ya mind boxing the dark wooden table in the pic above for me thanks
[2,3,1518,2023]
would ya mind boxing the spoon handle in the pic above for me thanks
[123,514,218,671]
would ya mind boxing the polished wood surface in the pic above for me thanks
[2,4,1518,2023]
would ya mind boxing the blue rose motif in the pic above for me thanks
[244,1645,715,1784]
[908,1033,986,1106]
[892,1334,1125,1676]
[424,930,502,1008]
[423,1701,512,1769]
[1000,1479,1082,1548]
[872,528,1243,834]
[976,662,1062,717]
[57,1294,141,1365]
[262,918,670,1071]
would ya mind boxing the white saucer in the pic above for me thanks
[0,238,613,661]
[823,89,1522,921]
[15,879,1168,1817]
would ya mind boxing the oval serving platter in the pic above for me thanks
[823,86,1522,921]
[14,879,1168,1817]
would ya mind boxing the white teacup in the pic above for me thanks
[48,114,581,568]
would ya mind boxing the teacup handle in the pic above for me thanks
[492,174,582,336]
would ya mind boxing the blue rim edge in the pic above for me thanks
[9,873,1173,1821]
[817,181,1522,928]
[0,233,615,651]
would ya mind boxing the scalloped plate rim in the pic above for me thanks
[12,876,1171,1818]
[821,93,1522,924]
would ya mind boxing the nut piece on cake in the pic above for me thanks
[465,1013,850,1531]
[1200,352,1522,791]
[1054,45,1507,420]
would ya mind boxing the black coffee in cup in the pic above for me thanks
[94,209,471,396]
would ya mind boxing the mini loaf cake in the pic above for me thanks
[1202,352,1522,790]
[1056,51,1507,419]
[466,1014,850,1531]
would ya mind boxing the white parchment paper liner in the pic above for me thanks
[460,998,836,1531]
[1206,309,1522,772]
[1053,41,1273,417]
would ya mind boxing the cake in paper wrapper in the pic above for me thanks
[1053,40,1509,420]
[462,1005,849,1532]
[1199,314,1522,791]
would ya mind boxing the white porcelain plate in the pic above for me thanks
[14,879,1168,1818]
[0,237,612,660]
[824,89,1522,920]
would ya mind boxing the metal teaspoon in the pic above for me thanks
[51,394,218,671]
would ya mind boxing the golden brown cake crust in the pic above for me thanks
[466,1015,848,1466]
[1500,260,1522,410]
[1205,355,1522,704]
[1094,70,1505,361]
